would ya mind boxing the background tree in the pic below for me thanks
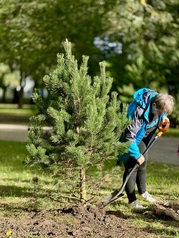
[26,40,129,203]
[0,0,178,125]
[0,63,20,103]
[0,0,112,106]
[0,0,178,95]
[99,0,179,97]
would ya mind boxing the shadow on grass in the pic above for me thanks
[0,184,53,199]
[0,185,32,197]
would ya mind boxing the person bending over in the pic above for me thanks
[118,88,175,209]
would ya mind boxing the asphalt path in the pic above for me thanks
[0,124,178,165]
[148,136,179,165]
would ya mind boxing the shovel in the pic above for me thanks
[98,121,170,208]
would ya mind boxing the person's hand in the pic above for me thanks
[137,155,145,165]
[158,117,170,136]
[162,116,169,123]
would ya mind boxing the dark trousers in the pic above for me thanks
[123,141,148,203]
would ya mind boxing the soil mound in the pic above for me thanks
[0,204,152,238]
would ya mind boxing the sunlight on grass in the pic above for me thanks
[0,141,61,211]
[0,104,37,116]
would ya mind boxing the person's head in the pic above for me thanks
[151,93,175,115]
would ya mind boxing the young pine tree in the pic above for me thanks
[26,40,129,204]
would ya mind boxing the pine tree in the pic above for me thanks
[26,40,129,204]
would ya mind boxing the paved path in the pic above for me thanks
[0,124,179,165]
[0,124,28,142]
[148,137,179,165]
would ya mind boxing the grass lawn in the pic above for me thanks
[0,141,57,211]
[0,103,37,116]
[0,140,178,237]
[165,128,179,137]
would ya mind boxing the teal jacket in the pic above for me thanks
[118,88,166,163]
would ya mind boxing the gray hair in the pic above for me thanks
[154,93,175,115]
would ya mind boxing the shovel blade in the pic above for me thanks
[97,190,124,208]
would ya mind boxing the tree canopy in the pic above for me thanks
[99,0,179,95]
[0,0,178,110]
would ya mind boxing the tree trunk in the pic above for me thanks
[1,87,7,103]
[80,168,86,203]
[18,87,24,109]
[12,88,19,103]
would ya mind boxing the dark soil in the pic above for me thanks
[1,203,179,238]
[0,205,144,238]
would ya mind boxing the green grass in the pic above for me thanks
[0,140,178,237]
[165,128,179,137]
[0,141,58,211]
[0,103,37,116]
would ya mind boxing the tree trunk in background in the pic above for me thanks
[18,87,24,109]
[1,86,7,103]
[12,88,19,104]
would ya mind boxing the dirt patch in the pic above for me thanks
[0,204,153,238]
[1,203,178,238]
